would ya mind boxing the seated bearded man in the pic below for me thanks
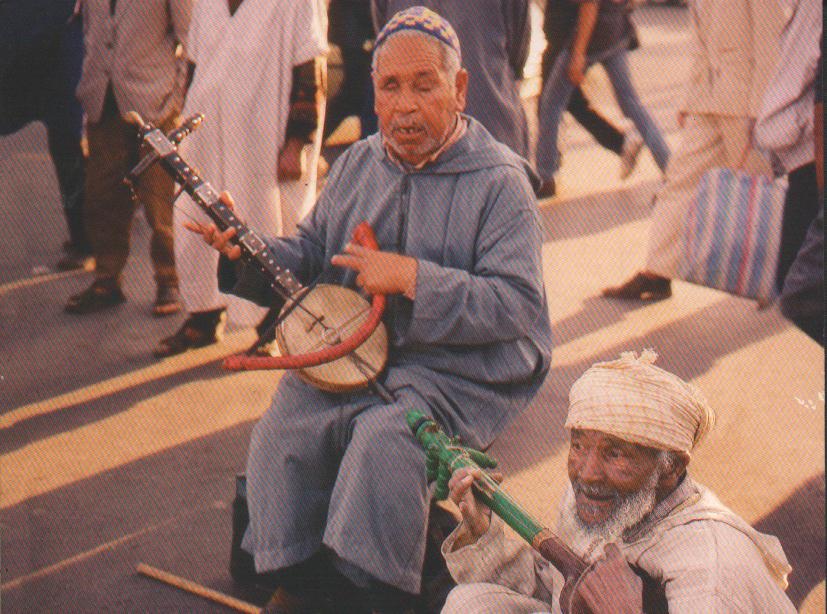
[188,6,552,613]
[442,351,796,614]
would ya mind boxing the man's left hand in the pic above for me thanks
[331,244,418,297]
[575,543,644,614]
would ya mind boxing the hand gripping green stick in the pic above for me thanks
[406,411,668,614]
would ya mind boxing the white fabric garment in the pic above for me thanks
[442,478,796,613]
[174,0,328,324]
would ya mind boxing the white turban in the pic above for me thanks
[565,350,715,455]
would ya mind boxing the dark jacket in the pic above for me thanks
[545,0,635,58]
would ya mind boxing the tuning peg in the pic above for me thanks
[169,113,205,145]
[124,111,146,127]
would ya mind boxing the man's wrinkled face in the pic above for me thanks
[373,34,467,165]
[566,429,662,533]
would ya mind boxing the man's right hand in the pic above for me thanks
[575,543,644,614]
[447,467,493,548]
[183,191,243,260]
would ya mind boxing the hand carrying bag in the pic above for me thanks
[678,167,787,307]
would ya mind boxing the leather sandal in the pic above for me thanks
[602,272,672,301]
[65,279,126,314]
[153,308,226,358]
[152,285,182,317]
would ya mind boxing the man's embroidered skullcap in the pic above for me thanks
[374,6,461,62]
[565,350,715,455]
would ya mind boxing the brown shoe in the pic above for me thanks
[153,308,227,358]
[261,587,325,614]
[602,272,672,301]
[65,279,125,314]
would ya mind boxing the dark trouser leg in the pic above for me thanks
[541,43,625,155]
[45,13,88,252]
[325,46,372,140]
[776,162,819,290]
[45,119,88,252]
[135,116,178,289]
[83,95,136,284]
[567,86,625,154]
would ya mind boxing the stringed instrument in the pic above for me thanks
[124,112,388,392]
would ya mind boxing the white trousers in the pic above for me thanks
[645,114,771,278]
[174,149,320,327]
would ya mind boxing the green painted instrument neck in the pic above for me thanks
[412,417,544,544]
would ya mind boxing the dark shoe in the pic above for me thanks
[247,302,286,355]
[56,247,95,272]
[537,178,556,199]
[153,308,227,358]
[262,587,323,614]
[65,279,125,314]
[152,285,182,317]
[602,272,672,301]
[366,581,417,614]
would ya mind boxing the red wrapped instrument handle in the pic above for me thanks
[222,222,386,371]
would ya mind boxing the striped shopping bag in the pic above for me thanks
[678,167,787,307]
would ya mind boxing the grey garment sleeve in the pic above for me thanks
[405,170,546,346]
[504,0,531,80]
[169,0,195,50]
[442,516,559,602]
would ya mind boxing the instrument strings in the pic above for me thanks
[130,171,386,387]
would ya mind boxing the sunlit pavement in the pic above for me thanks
[2,6,823,612]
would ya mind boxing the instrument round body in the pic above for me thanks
[276,284,388,392]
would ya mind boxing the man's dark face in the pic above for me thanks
[567,429,661,527]
[373,34,467,166]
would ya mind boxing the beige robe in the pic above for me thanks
[442,478,796,614]
[644,0,785,277]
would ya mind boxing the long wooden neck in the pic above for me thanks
[141,126,303,296]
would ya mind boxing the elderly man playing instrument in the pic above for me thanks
[442,351,796,614]
[189,6,552,613]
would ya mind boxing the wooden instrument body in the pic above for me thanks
[276,284,388,391]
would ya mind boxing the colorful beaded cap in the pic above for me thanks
[374,6,461,61]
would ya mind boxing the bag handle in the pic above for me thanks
[736,119,757,170]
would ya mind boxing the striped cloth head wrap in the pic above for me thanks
[565,350,716,455]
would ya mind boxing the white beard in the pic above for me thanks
[558,470,660,552]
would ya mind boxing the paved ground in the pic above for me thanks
[2,6,824,613]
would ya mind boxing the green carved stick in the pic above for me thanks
[406,411,588,583]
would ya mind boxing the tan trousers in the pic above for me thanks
[84,90,178,288]
[645,114,770,278]
[442,583,557,614]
